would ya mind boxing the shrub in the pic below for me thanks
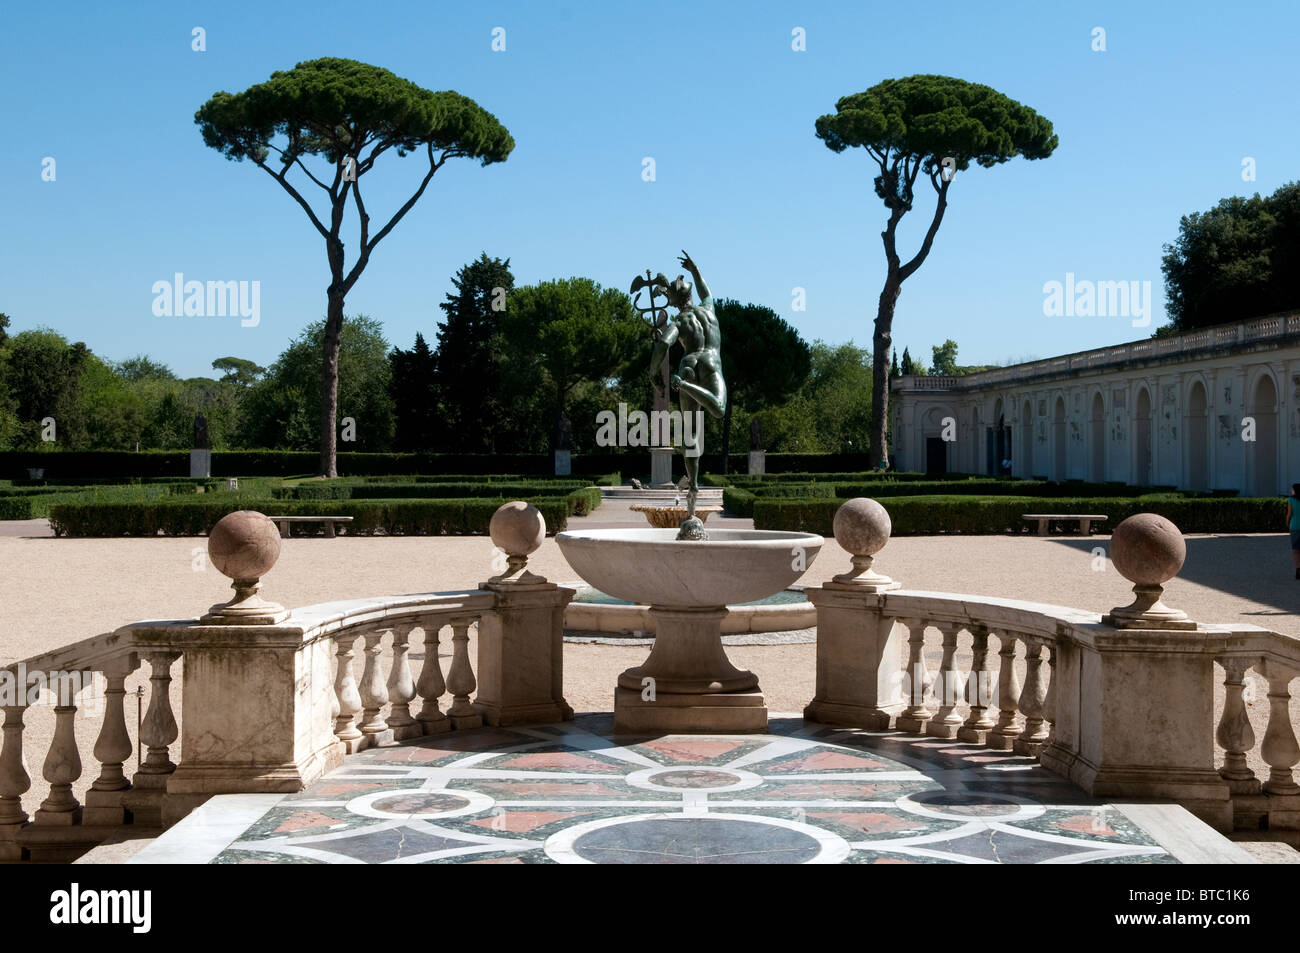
[46,495,583,537]
[752,495,1286,537]
[723,487,756,518]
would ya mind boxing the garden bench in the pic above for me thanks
[1021,513,1108,536]
[269,515,354,538]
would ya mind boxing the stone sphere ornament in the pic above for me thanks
[830,498,901,590]
[202,510,289,624]
[1102,513,1196,629]
[486,501,549,587]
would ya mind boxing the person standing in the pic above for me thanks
[1288,484,1300,579]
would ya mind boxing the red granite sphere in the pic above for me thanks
[1110,513,1185,586]
[490,501,546,557]
[208,510,282,581]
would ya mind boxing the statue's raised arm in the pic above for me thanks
[678,250,711,306]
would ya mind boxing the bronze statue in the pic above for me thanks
[193,413,210,450]
[632,251,727,538]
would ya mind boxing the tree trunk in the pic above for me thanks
[869,272,902,468]
[319,290,345,478]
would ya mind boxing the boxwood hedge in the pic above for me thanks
[47,493,591,538]
[752,495,1285,537]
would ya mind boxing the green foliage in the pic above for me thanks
[714,298,812,460]
[929,339,958,376]
[815,75,1058,172]
[428,253,516,452]
[1160,181,1300,331]
[114,355,175,382]
[754,495,1283,536]
[759,342,873,453]
[239,315,395,451]
[47,495,585,537]
[501,278,643,450]
[212,357,265,387]
[389,332,438,452]
[196,58,514,168]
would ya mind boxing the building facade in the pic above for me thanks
[890,313,1300,497]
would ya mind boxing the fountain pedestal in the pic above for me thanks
[556,527,822,735]
[614,606,766,733]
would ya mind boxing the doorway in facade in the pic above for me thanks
[1250,374,1279,498]
[925,437,948,476]
[1134,387,1152,486]
[1053,396,1067,480]
[1089,392,1105,482]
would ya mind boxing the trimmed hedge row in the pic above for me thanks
[4,447,881,481]
[752,495,1286,537]
[0,484,193,520]
[47,495,585,537]
[826,479,1209,500]
[2,451,635,480]
[274,481,594,501]
[722,470,930,486]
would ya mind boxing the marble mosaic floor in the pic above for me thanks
[133,715,1248,864]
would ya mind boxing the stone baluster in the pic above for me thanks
[357,630,391,745]
[1216,657,1261,795]
[445,617,483,730]
[35,673,84,824]
[1042,642,1057,748]
[137,653,179,777]
[926,623,964,739]
[1014,637,1050,757]
[84,655,140,826]
[416,623,450,734]
[1260,662,1300,797]
[958,626,997,744]
[987,634,1022,750]
[895,619,933,733]
[332,635,363,749]
[122,652,179,826]
[0,706,31,830]
[386,624,420,741]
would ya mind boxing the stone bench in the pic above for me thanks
[1021,513,1108,536]
[269,515,354,538]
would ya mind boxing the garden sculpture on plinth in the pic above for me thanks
[630,251,727,539]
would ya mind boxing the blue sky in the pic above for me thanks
[2,0,1297,379]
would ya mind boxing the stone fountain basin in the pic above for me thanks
[556,528,824,608]
[564,584,814,635]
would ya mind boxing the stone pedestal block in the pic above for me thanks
[163,627,341,825]
[614,686,767,734]
[474,582,575,726]
[553,449,571,476]
[650,447,674,487]
[1040,627,1233,831]
[803,587,904,730]
[748,450,765,475]
[613,606,767,733]
[190,448,211,478]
